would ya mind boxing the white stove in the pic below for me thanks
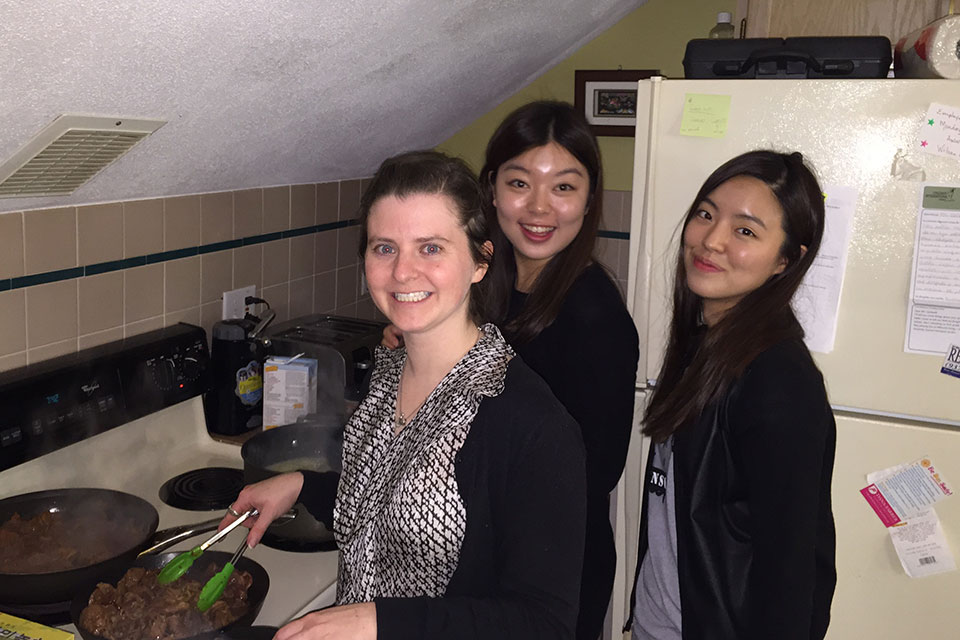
[0,326,338,634]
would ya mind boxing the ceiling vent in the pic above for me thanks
[0,115,166,198]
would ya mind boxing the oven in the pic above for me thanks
[0,323,338,633]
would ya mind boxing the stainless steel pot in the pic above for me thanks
[240,418,343,552]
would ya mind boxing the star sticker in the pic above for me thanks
[921,140,928,147]
[929,119,935,125]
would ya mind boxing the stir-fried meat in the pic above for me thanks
[0,512,105,573]
[79,564,253,640]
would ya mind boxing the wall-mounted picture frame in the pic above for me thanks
[574,69,659,137]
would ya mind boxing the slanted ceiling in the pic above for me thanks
[0,0,644,214]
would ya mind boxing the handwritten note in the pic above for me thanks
[679,93,731,138]
[794,184,857,353]
[917,103,960,161]
[905,185,960,354]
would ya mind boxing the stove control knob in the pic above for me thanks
[155,358,177,391]
[182,356,201,381]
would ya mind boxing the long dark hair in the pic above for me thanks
[356,150,492,323]
[481,101,602,344]
[643,150,825,442]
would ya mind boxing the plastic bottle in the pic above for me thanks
[709,12,735,39]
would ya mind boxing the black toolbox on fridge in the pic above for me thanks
[683,36,892,79]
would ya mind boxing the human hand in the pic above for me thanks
[380,324,403,349]
[273,602,376,640]
[218,472,304,548]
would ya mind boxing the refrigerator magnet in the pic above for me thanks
[941,339,960,379]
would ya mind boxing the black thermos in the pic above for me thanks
[204,318,266,435]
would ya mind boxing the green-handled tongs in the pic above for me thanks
[197,538,248,611]
[156,508,258,585]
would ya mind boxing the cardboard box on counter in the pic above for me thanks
[0,612,73,640]
[263,355,317,429]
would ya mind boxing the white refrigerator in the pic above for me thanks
[613,77,960,638]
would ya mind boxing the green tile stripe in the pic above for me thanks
[598,230,629,240]
[4,219,360,292]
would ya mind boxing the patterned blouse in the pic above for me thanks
[333,323,514,604]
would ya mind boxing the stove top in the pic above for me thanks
[159,466,245,511]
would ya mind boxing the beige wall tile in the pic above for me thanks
[261,283,289,322]
[233,244,263,291]
[317,182,338,225]
[78,203,123,265]
[337,225,361,268]
[596,237,619,275]
[201,251,233,304]
[165,256,201,312]
[289,235,314,279]
[334,302,358,317]
[314,270,336,313]
[28,339,77,364]
[201,192,233,245]
[164,195,201,251]
[360,177,373,197]
[315,230,337,274]
[24,207,77,275]
[165,306,201,327]
[263,187,290,233]
[200,301,221,346]
[601,190,623,232]
[78,272,123,335]
[124,199,163,257]
[0,212,24,279]
[623,189,633,231]
[338,180,362,221]
[0,352,26,373]
[125,316,164,338]
[0,289,26,356]
[288,276,313,319]
[617,239,630,280]
[26,280,78,347]
[291,184,315,229]
[79,327,124,350]
[125,263,164,322]
[262,239,290,287]
[234,189,263,239]
[336,265,358,309]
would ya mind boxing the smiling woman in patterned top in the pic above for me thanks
[223,150,587,640]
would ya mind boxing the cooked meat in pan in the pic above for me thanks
[79,565,253,640]
[0,511,121,573]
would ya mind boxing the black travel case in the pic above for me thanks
[683,36,892,79]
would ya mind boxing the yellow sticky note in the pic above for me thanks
[680,93,731,138]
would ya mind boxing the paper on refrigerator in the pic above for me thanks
[793,184,857,353]
[863,459,956,577]
[904,185,960,354]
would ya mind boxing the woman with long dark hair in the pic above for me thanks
[481,102,639,640]
[628,150,837,640]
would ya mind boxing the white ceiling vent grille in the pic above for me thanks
[0,115,166,198]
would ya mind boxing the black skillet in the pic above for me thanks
[0,488,159,605]
[70,550,270,640]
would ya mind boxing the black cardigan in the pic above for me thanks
[301,356,587,640]
[630,338,837,640]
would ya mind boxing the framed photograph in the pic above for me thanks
[574,69,659,137]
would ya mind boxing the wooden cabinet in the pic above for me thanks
[734,0,950,41]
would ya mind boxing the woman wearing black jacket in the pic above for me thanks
[629,150,837,640]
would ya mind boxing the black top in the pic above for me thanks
[507,263,639,499]
[630,337,837,640]
[301,356,587,640]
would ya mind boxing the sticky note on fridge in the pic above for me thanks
[680,93,731,138]
[861,457,953,527]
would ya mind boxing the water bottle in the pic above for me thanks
[709,12,735,39]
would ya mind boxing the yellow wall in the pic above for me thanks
[436,0,733,191]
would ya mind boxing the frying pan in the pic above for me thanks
[70,550,270,640]
[0,488,159,605]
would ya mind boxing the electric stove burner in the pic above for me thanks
[0,600,72,626]
[159,466,245,511]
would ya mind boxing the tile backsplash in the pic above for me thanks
[0,185,631,372]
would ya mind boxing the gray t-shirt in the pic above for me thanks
[632,436,682,639]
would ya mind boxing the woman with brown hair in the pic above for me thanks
[628,150,837,640]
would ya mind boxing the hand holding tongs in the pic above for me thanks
[156,509,258,584]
